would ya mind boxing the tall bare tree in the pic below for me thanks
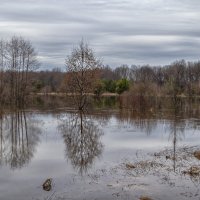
[114,64,130,79]
[65,41,102,110]
[0,36,38,107]
[0,40,6,104]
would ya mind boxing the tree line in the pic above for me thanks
[1,36,200,108]
[30,59,200,98]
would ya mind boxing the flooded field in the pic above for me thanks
[0,97,200,200]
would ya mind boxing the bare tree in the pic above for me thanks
[0,40,6,104]
[0,36,38,107]
[65,41,102,110]
[114,64,130,79]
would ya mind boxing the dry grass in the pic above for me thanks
[194,151,200,160]
[125,163,136,169]
[139,196,153,200]
[184,166,200,176]
[122,146,200,187]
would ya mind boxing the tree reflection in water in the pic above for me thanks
[116,96,200,176]
[0,109,41,169]
[168,97,185,172]
[59,110,103,174]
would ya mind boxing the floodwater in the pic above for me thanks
[0,97,200,200]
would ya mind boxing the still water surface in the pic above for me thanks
[0,97,200,200]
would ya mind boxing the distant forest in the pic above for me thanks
[1,37,200,107]
[27,60,200,97]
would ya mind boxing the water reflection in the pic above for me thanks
[59,111,103,174]
[168,98,186,171]
[0,109,41,169]
[163,97,200,172]
[0,97,199,200]
[117,109,157,135]
[115,97,200,174]
[116,97,200,135]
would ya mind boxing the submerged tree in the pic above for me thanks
[65,41,102,110]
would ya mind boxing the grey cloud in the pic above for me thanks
[0,0,200,69]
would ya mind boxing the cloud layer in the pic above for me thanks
[0,0,200,69]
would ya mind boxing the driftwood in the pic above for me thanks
[42,178,52,191]
[140,196,153,200]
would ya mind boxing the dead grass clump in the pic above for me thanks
[194,151,200,160]
[139,196,152,200]
[125,163,136,169]
[136,160,164,169]
[184,166,200,176]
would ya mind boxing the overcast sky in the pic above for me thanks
[0,0,200,69]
